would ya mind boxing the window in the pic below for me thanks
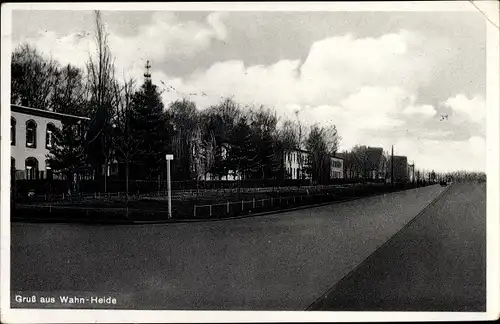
[46,123,56,149]
[11,117,16,146]
[45,159,53,180]
[25,157,39,180]
[26,120,37,148]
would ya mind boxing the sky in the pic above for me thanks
[11,8,488,173]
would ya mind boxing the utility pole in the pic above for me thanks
[412,161,416,184]
[391,145,394,186]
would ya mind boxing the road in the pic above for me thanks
[11,184,450,310]
[308,182,486,311]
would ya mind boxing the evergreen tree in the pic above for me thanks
[130,66,171,180]
[47,122,87,193]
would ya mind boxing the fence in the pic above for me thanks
[12,182,362,202]
[191,182,427,219]
[13,181,435,203]
[11,182,434,222]
[12,177,381,196]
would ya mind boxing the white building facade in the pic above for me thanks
[283,149,310,180]
[330,156,344,179]
[10,104,89,180]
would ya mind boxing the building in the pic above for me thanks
[283,148,310,180]
[330,155,344,179]
[202,144,241,181]
[340,147,385,180]
[407,163,415,183]
[365,147,386,180]
[10,104,90,180]
[389,155,409,183]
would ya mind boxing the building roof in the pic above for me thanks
[11,104,90,122]
[329,153,344,161]
[393,155,408,162]
[284,147,309,154]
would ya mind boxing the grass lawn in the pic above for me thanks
[12,183,419,222]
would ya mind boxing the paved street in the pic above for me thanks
[11,185,447,310]
[309,182,486,311]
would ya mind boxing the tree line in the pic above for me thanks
[11,11,342,195]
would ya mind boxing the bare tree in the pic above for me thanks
[352,145,370,180]
[112,77,142,198]
[191,124,216,195]
[52,64,88,116]
[168,99,199,181]
[85,10,117,192]
[11,43,60,109]
[323,125,341,155]
[279,119,301,150]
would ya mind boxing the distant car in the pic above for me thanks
[439,181,447,187]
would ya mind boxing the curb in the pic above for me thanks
[131,187,423,224]
[132,195,374,224]
[13,194,384,225]
[11,185,438,225]
[305,183,453,311]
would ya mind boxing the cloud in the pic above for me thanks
[403,104,437,117]
[160,29,436,110]
[148,30,473,168]
[15,11,230,79]
[15,22,484,172]
[392,135,486,172]
[443,94,486,124]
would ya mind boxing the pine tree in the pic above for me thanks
[130,62,172,180]
[47,122,87,193]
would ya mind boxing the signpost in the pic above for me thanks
[166,154,174,219]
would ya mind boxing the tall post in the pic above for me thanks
[412,161,415,184]
[104,158,108,193]
[391,145,394,186]
[166,154,174,219]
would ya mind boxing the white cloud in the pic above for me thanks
[443,94,486,124]
[15,24,484,172]
[403,104,437,117]
[149,30,456,160]
[15,12,230,80]
[392,136,486,172]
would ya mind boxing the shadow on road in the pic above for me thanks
[308,182,486,311]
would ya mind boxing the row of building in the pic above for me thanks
[10,104,414,183]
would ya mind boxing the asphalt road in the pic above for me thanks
[308,182,486,311]
[11,184,446,310]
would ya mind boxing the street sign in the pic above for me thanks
[166,154,174,160]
